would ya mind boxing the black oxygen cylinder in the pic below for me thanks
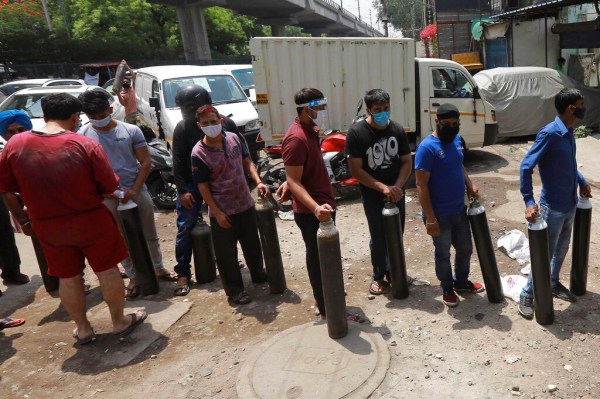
[117,202,159,296]
[571,196,592,296]
[255,197,286,294]
[528,213,554,325]
[467,199,504,303]
[317,218,348,339]
[31,236,59,292]
[192,218,216,284]
[112,63,127,91]
[382,201,409,299]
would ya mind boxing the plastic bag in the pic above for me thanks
[497,229,531,265]
[501,275,528,302]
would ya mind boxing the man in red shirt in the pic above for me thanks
[0,93,146,344]
[281,88,335,318]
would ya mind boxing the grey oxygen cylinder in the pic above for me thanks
[112,63,127,91]
[118,201,159,296]
[382,201,409,299]
[317,219,348,339]
[571,196,592,296]
[467,199,503,303]
[31,236,59,292]
[255,197,286,294]
[527,213,554,325]
[192,217,216,284]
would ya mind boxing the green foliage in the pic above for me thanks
[574,125,592,139]
[204,7,268,58]
[376,0,424,38]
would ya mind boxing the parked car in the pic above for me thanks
[0,85,125,130]
[135,65,262,159]
[219,64,256,108]
[0,78,86,103]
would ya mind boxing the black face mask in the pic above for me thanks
[437,124,460,143]
[573,106,586,119]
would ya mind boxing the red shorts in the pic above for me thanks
[33,207,129,279]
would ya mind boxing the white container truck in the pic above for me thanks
[250,37,498,149]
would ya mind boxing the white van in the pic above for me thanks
[218,64,256,108]
[135,65,261,153]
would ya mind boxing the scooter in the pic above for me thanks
[139,125,177,210]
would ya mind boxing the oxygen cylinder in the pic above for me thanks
[467,199,503,303]
[112,63,127,91]
[255,197,286,294]
[31,236,59,292]
[527,212,554,325]
[118,201,159,296]
[570,196,592,296]
[192,218,216,284]
[317,219,348,339]
[382,201,409,299]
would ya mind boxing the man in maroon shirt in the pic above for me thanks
[281,88,335,318]
[0,94,146,344]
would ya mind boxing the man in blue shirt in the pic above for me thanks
[518,88,592,319]
[415,103,484,307]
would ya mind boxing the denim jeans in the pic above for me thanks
[174,186,203,279]
[425,209,473,291]
[522,203,576,297]
[104,189,165,279]
[363,195,405,281]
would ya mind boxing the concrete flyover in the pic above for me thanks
[150,0,384,61]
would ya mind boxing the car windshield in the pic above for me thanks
[0,91,112,118]
[231,69,254,89]
[0,83,42,96]
[162,75,247,108]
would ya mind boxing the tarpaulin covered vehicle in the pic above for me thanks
[474,67,600,138]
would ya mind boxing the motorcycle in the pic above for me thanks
[139,126,177,210]
[258,128,360,204]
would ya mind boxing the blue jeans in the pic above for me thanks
[363,195,405,281]
[425,209,473,291]
[522,204,576,297]
[174,186,203,279]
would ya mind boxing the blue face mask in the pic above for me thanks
[90,114,112,128]
[372,111,391,127]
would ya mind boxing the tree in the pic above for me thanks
[204,7,268,58]
[376,0,424,39]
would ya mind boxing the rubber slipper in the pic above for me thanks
[156,271,178,282]
[115,311,148,338]
[72,328,96,345]
[125,285,140,298]
[0,317,26,330]
[369,280,384,296]
[230,292,252,305]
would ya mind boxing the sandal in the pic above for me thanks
[230,291,252,305]
[369,280,385,296]
[115,311,147,338]
[0,317,26,330]
[125,285,140,298]
[72,327,96,345]
[174,277,190,297]
[156,270,178,282]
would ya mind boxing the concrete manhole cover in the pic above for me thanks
[237,322,390,399]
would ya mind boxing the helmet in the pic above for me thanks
[174,85,212,108]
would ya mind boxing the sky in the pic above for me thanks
[331,0,403,37]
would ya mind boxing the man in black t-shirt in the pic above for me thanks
[345,89,412,296]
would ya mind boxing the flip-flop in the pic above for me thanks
[125,285,140,298]
[369,280,385,295]
[72,328,96,345]
[0,317,26,330]
[174,277,190,296]
[230,291,252,305]
[156,271,178,282]
[115,311,148,338]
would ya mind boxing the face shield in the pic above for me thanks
[298,98,330,132]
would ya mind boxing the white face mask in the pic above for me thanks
[90,114,111,128]
[201,124,222,138]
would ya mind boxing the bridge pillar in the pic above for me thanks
[271,24,286,37]
[175,3,211,61]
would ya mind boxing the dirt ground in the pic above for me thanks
[1,140,600,399]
